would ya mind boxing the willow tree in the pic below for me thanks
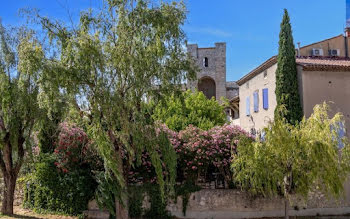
[34,0,195,218]
[0,23,43,214]
[232,103,350,219]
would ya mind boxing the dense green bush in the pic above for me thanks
[23,154,97,215]
[152,90,227,131]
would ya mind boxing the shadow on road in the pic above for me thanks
[4,215,41,219]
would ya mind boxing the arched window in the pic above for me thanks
[203,57,209,67]
[198,77,216,99]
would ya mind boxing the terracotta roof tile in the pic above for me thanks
[296,57,350,71]
[237,56,350,85]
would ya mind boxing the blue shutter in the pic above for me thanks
[263,88,269,109]
[253,91,259,112]
[246,97,250,116]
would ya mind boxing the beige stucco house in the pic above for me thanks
[236,55,350,139]
[298,34,350,57]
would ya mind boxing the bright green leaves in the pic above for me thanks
[152,90,227,131]
[0,22,16,72]
[232,103,350,202]
[0,22,42,208]
[17,35,43,78]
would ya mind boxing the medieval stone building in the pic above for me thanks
[187,43,239,121]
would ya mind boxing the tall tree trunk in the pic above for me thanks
[1,172,16,215]
[115,148,129,219]
[0,132,24,215]
[108,129,129,219]
[115,159,129,219]
[116,198,128,219]
[283,172,292,219]
[284,198,289,219]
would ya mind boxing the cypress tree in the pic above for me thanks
[275,9,303,125]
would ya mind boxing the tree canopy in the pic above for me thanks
[0,23,43,214]
[152,90,227,131]
[31,0,195,218]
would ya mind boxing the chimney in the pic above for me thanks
[345,28,349,58]
[345,0,350,57]
[347,0,350,36]
[297,42,301,57]
[346,27,350,37]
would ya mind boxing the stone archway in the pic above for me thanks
[198,77,216,99]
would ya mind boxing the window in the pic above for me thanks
[203,57,209,67]
[246,82,249,89]
[263,88,268,109]
[253,91,259,112]
[263,70,267,79]
[246,96,250,116]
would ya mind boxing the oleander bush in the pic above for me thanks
[23,122,100,215]
[128,124,253,186]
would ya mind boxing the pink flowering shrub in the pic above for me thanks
[128,124,253,186]
[54,122,101,172]
[175,124,252,185]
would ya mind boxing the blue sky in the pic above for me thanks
[0,0,346,81]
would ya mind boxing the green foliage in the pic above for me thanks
[152,90,226,131]
[127,182,201,218]
[0,21,44,214]
[175,182,201,216]
[232,103,350,202]
[98,180,174,219]
[95,171,120,218]
[143,184,172,219]
[31,1,196,213]
[274,9,303,125]
[128,186,144,218]
[0,25,42,159]
[23,154,97,215]
[36,112,62,154]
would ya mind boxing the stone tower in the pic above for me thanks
[187,42,227,100]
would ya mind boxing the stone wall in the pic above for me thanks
[167,186,350,219]
[86,181,350,219]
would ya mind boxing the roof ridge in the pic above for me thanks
[299,34,344,49]
[236,56,277,85]
[296,56,350,60]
